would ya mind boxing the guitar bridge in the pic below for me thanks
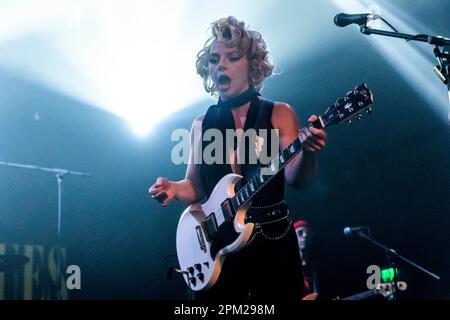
[195,225,207,253]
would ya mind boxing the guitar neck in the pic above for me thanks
[230,135,304,211]
[231,117,326,211]
[229,83,374,213]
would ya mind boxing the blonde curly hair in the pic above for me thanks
[196,16,274,96]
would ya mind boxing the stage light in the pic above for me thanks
[0,1,205,137]
[0,1,315,137]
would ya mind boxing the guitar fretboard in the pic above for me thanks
[231,138,303,211]
[227,83,373,214]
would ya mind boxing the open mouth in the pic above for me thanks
[217,75,231,86]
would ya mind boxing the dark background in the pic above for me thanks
[0,0,449,299]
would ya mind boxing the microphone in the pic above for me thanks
[343,226,369,235]
[334,13,379,27]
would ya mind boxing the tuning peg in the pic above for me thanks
[346,119,352,126]
[355,114,363,120]
[366,107,372,115]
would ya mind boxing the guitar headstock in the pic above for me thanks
[314,83,374,129]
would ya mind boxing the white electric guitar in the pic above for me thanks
[176,83,374,291]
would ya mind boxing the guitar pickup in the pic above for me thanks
[220,199,234,221]
[201,214,218,241]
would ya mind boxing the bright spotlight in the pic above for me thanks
[129,119,155,137]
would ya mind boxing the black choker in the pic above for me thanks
[217,87,259,109]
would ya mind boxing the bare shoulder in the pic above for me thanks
[272,102,299,129]
[191,113,205,130]
[195,114,205,122]
[190,114,205,144]
[273,102,296,116]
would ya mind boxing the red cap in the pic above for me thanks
[293,220,309,230]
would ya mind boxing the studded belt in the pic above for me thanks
[244,201,289,224]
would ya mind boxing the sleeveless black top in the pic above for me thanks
[198,95,285,206]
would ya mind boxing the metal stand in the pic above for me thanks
[0,160,92,241]
[355,230,440,281]
[358,25,450,119]
[0,160,92,290]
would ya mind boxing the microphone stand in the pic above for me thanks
[0,160,92,240]
[0,160,92,289]
[355,230,441,281]
[358,24,450,113]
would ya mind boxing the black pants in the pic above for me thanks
[193,213,304,301]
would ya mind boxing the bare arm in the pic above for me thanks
[272,102,327,189]
[149,115,205,206]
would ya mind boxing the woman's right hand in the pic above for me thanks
[149,177,176,207]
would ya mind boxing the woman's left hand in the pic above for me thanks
[298,115,327,153]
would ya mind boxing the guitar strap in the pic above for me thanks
[199,95,283,205]
[240,97,275,182]
[199,93,258,196]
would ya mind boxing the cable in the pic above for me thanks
[380,17,399,33]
